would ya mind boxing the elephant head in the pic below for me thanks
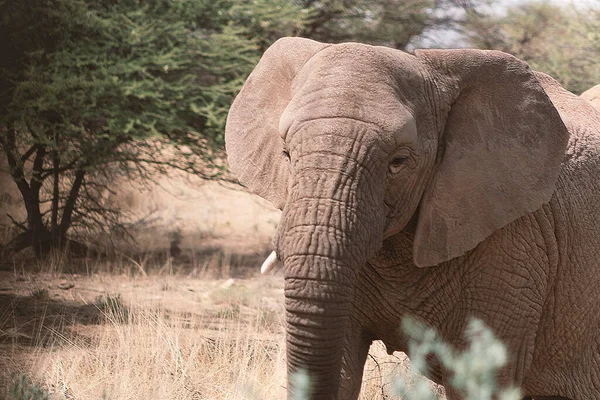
[225,37,569,399]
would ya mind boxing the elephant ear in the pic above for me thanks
[412,49,570,267]
[225,37,328,209]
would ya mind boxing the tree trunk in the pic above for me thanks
[59,168,85,240]
[2,126,52,257]
[29,143,51,257]
[51,131,60,240]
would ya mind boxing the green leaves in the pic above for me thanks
[296,0,483,49]
[0,0,309,255]
[395,318,522,400]
[1,0,308,159]
[464,1,600,94]
[288,319,522,400]
[290,369,313,400]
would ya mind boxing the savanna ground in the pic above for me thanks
[0,182,444,400]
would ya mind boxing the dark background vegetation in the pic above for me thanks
[1,0,599,265]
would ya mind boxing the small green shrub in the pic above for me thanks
[291,369,312,400]
[213,303,241,319]
[393,318,521,400]
[96,294,129,323]
[7,374,49,400]
[290,318,521,400]
[29,288,49,300]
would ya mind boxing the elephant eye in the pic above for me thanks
[389,156,409,174]
[282,149,291,161]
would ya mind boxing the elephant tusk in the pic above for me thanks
[260,251,279,275]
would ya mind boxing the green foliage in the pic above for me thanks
[229,0,310,49]
[29,287,49,300]
[7,374,49,400]
[96,294,130,323]
[291,369,312,400]
[586,5,600,71]
[298,0,485,49]
[0,0,296,145]
[463,1,600,94]
[194,0,311,140]
[0,0,309,257]
[394,318,521,400]
[289,318,520,399]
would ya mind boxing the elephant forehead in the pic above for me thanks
[281,79,414,141]
[282,111,417,157]
[286,119,392,175]
[286,84,408,129]
[283,43,419,136]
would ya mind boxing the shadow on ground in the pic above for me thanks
[0,292,104,347]
[0,244,272,279]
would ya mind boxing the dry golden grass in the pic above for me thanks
[31,281,287,399]
[0,270,443,400]
[0,164,444,399]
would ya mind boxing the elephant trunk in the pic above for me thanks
[278,194,381,399]
[284,256,354,399]
[275,121,385,399]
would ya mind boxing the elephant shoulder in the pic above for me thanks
[582,84,600,111]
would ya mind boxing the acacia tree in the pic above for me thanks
[463,1,600,94]
[586,3,600,88]
[0,0,308,258]
[297,0,485,49]
[0,0,487,260]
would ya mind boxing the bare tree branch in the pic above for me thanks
[20,145,38,163]
[6,213,28,232]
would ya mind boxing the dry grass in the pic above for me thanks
[0,270,443,400]
[33,287,287,399]
[0,166,443,399]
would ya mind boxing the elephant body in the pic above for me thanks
[348,74,600,399]
[225,37,600,399]
[582,84,600,111]
[355,160,600,398]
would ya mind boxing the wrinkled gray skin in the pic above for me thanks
[225,37,600,400]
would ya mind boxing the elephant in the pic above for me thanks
[225,37,600,399]
[582,84,600,112]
